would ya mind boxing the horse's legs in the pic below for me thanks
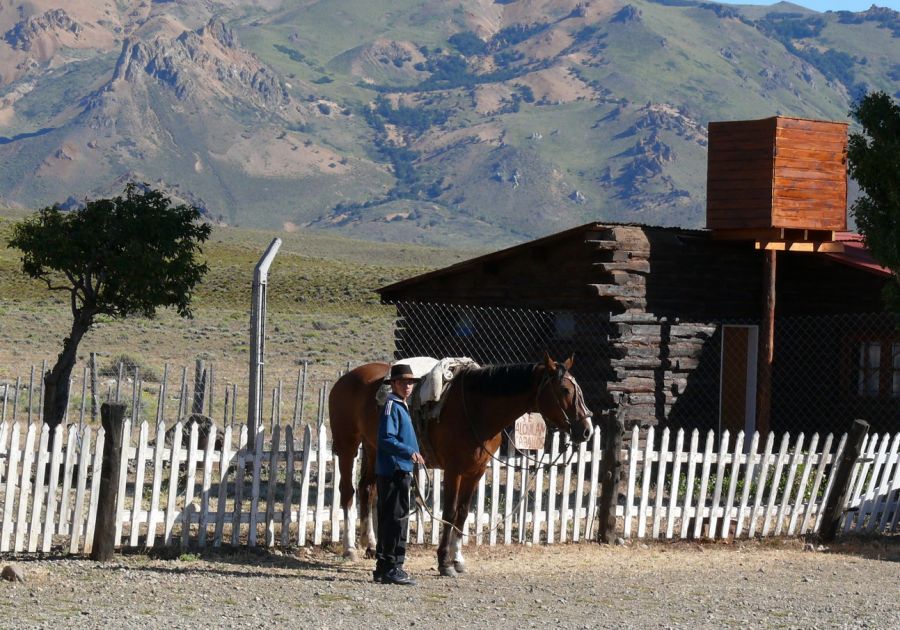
[449,475,480,574]
[336,449,360,560]
[437,472,462,577]
[357,444,378,558]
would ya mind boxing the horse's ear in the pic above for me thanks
[543,351,556,370]
[564,353,574,371]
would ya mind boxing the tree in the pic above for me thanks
[847,91,900,310]
[8,184,212,430]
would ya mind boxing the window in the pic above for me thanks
[858,341,880,396]
[554,313,576,339]
[853,340,900,398]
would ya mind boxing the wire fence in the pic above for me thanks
[2,304,897,444]
[388,302,900,441]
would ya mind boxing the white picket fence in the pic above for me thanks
[0,420,898,554]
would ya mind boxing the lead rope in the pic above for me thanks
[410,461,536,537]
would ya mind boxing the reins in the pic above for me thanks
[461,367,579,469]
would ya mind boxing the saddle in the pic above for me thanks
[376,357,479,468]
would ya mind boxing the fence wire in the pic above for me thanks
[3,306,897,443]
[388,302,900,441]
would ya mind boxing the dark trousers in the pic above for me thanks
[375,471,411,573]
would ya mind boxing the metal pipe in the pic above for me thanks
[248,238,282,447]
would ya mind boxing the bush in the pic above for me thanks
[99,353,162,382]
[449,31,487,56]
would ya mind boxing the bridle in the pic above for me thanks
[459,363,591,469]
[534,363,592,435]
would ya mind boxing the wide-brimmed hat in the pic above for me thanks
[384,363,420,383]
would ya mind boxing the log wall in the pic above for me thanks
[382,223,888,431]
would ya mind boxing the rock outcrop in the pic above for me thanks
[3,9,82,51]
[110,18,289,110]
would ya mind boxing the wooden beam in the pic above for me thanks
[754,241,844,252]
[713,229,836,243]
[712,228,785,241]
[756,250,775,439]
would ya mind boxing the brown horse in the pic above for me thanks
[328,353,593,576]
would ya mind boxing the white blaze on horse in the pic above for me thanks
[328,353,593,576]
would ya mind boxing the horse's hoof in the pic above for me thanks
[453,561,466,574]
[344,548,358,562]
[364,548,376,560]
[439,565,458,578]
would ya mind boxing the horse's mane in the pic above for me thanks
[460,363,537,396]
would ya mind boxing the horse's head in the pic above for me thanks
[536,352,594,443]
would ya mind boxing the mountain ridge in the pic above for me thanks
[0,1,896,247]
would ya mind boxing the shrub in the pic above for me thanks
[99,353,161,382]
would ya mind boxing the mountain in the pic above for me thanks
[0,1,897,247]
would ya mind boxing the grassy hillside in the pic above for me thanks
[0,208,479,423]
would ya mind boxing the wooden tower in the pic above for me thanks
[706,115,849,438]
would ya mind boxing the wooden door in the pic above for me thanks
[719,325,759,449]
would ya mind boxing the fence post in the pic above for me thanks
[90,402,127,561]
[89,352,100,423]
[819,419,869,542]
[598,405,625,543]
[192,359,206,416]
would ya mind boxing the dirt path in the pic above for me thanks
[3,539,898,629]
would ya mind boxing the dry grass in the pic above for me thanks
[0,212,481,424]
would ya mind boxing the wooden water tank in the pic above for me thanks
[706,116,848,232]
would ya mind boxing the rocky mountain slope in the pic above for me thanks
[0,1,897,246]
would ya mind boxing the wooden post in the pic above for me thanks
[90,402,127,561]
[27,364,35,425]
[598,406,625,543]
[192,359,206,416]
[756,249,776,438]
[89,353,99,423]
[78,367,88,430]
[38,359,46,423]
[208,364,214,418]
[177,366,188,419]
[12,376,20,423]
[819,419,869,542]
[292,368,303,428]
[115,361,123,402]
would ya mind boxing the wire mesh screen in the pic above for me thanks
[390,302,617,418]
[388,302,900,440]
[772,313,900,437]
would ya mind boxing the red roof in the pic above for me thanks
[824,233,892,278]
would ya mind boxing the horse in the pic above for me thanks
[328,353,594,577]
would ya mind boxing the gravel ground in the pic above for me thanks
[2,538,898,629]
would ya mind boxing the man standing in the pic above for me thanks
[374,363,425,585]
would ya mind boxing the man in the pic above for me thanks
[374,363,425,586]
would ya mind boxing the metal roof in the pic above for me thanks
[825,232,892,278]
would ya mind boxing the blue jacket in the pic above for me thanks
[376,392,420,476]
